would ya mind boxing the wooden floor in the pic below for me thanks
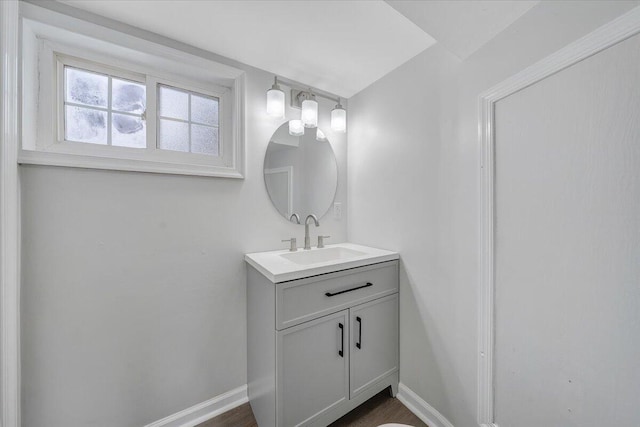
[197,389,428,427]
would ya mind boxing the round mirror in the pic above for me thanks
[264,123,338,221]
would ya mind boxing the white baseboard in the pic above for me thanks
[144,384,248,427]
[396,383,455,427]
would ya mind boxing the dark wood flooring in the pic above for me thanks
[197,389,428,427]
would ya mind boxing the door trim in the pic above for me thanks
[1,1,21,426]
[477,6,640,426]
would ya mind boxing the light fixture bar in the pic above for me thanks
[265,75,348,130]
[275,76,342,105]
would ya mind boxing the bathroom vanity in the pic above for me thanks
[245,243,399,427]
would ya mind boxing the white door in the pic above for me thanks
[277,310,349,427]
[349,294,399,398]
[494,32,640,426]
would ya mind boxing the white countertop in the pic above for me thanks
[245,243,399,282]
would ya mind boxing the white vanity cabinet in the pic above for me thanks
[247,259,399,427]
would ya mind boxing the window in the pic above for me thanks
[60,62,223,157]
[20,4,245,178]
[64,66,147,148]
[158,85,219,156]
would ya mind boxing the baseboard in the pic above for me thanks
[396,383,455,427]
[144,384,248,427]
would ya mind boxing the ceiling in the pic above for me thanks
[385,0,539,60]
[58,0,539,98]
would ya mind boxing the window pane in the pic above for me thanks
[191,94,219,126]
[158,86,188,120]
[159,119,189,152]
[112,114,146,148]
[65,106,107,144]
[65,67,108,108]
[191,124,219,156]
[112,79,146,114]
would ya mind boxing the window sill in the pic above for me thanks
[18,149,244,178]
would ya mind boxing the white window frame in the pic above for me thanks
[19,3,245,178]
[57,55,148,149]
[156,83,222,156]
[152,77,228,160]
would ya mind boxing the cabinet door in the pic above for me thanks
[349,294,399,398]
[277,310,349,427]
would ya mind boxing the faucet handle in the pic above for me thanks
[317,235,330,249]
[282,238,297,252]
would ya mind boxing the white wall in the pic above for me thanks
[19,4,347,427]
[348,1,639,426]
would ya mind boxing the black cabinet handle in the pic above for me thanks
[338,323,344,357]
[325,282,373,297]
[356,316,362,349]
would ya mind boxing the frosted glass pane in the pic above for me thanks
[112,79,146,114]
[158,86,188,120]
[191,124,219,156]
[191,94,219,126]
[159,119,189,152]
[112,114,146,148]
[65,106,107,144]
[65,67,108,108]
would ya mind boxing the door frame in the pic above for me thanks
[1,1,21,426]
[477,6,640,427]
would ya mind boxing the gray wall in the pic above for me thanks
[347,1,639,426]
[20,6,347,427]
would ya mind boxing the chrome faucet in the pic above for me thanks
[289,213,300,224]
[304,214,319,250]
[281,237,297,252]
[317,235,330,249]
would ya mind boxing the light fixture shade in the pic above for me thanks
[266,88,285,118]
[301,97,318,128]
[289,120,304,136]
[266,77,285,119]
[316,128,327,142]
[331,103,347,133]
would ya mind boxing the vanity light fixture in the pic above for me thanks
[266,76,285,118]
[316,128,327,142]
[289,119,304,136]
[301,91,318,128]
[331,99,347,133]
[266,76,346,132]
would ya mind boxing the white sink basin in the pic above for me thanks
[280,246,366,265]
[245,243,399,282]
